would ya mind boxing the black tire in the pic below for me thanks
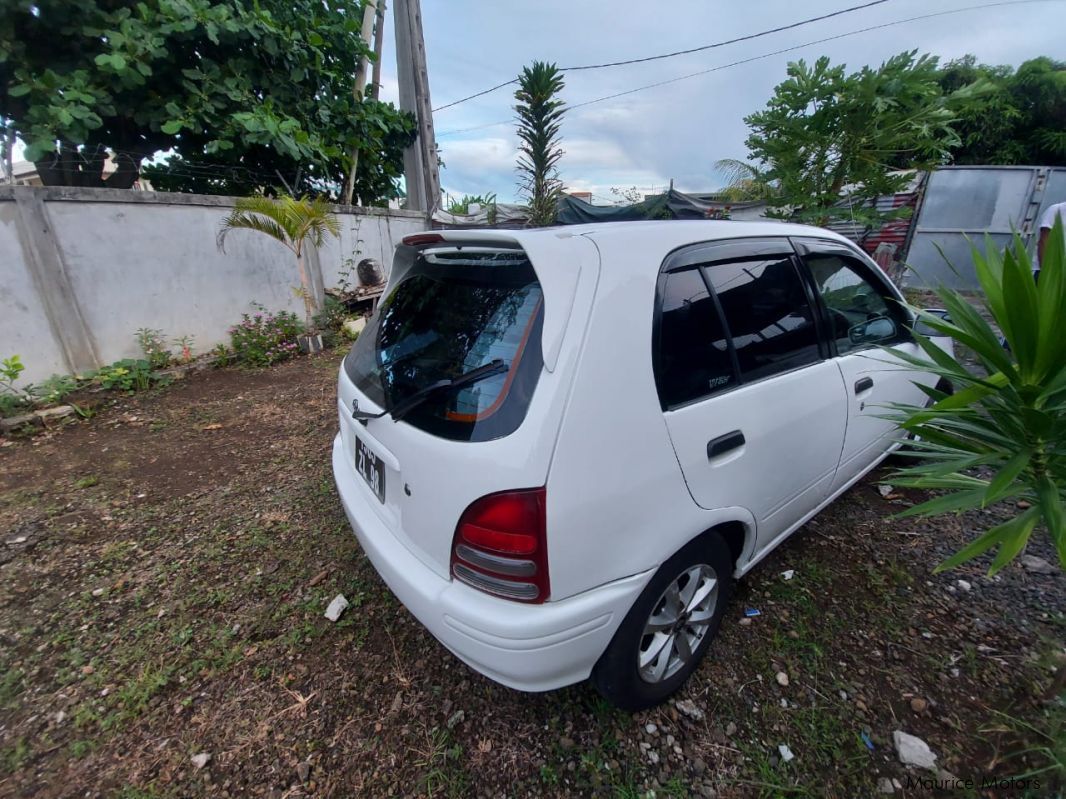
[591,533,734,711]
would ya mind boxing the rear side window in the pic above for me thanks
[704,257,821,382]
[656,268,735,407]
[344,249,544,442]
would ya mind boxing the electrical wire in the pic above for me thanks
[432,0,896,112]
[435,0,1060,138]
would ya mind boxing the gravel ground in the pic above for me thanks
[0,348,1063,798]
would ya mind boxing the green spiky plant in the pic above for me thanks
[218,195,341,331]
[885,218,1066,574]
[514,62,566,227]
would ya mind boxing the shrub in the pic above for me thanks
[31,374,81,406]
[94,359,157,392]
[229,309,302,367]
[0,356,31,418]
[886,219,1066,574]
[135,328,171,369]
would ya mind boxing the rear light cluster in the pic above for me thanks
[450,487,549,603]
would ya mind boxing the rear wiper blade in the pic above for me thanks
[353,360,507,426]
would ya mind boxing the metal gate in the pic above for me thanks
[905,166,1066,289]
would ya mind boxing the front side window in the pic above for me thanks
[804,252,907,355]
[344,249,544,441]
[655,268,735,408]
[704,257,821,382]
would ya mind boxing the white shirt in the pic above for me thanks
[1035,201,1066,268]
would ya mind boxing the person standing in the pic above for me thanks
[1035,200,1066,279]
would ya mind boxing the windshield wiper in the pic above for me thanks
[352,359,509,423]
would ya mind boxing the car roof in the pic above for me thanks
[436,220,852,256]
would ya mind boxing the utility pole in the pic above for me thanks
[393,0,440,216]
[370,0,387,100]
[342,0,377,206]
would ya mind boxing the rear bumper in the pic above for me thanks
[331,434,651,692]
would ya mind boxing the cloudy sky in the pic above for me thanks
[374,0,1065,204]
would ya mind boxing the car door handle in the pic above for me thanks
[854,377,874,394]
[707,430,745,459]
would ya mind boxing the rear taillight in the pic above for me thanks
[450,488,548,603]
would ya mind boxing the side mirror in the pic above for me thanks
[912,308,952,337]
[849,316,898,344]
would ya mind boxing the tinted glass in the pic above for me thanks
[656,268,735,407]
[705,257,820,381]
[805,253,905,355]
[344,250,543,441]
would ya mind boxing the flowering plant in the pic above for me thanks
[229,309,303,367]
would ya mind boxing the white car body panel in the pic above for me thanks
[333,220,949,692]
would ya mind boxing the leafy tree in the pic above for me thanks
[514,62,565,227]
[217,195,340,331]
[741,51,970,226]
[938,55,1066,166]
[0,0,414,203]
[886,221,1066,574]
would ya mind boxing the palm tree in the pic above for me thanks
[514,62,566,227]
[713,158,779,203]
[218,195,340,331]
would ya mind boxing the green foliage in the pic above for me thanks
[743,51,974,226]
[135,328,171,369]
[218,194,340,329]
[312,295,347,336]
[94,360,158,392]
[445,193,497,220]
[938,56,1066,166]
[0,0,414,202]
[31,374,80,406]
[885,220,1066,574]
[0,355,30,417]
[228,309,302,367]
[713,159,779,203]
[514,62,566,227]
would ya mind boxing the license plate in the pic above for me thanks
[354,435,385,503]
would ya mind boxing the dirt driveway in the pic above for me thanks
[1,349,1062,798]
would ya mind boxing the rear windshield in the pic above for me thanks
[344,247,544,442]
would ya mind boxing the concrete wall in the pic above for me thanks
[0,186,426,385]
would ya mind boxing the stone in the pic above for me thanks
[1020,554,1056,575]
[738,617,752,626]
[324,594,349,622]
[725,721,737,737]
[446,710,464,729]
[878,484,894,498]
[776,671,789,687]
[36,405,75,421]
[191,752,211,770]
[645,722,657,735]
[910,697,928,714]
[297,762,311,783]
[0,413,37,432]
[646,749,660,765]
[893,731,937,770]
[956,579,972,592]
[778,744,795,762]
[877,776,895,794]
[675,699,704,721]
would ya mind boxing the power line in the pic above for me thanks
[432,0,896,112]
[561,0,893,72]
[436,0,1059,138]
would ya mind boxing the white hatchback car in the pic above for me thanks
[333,221,948,710]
